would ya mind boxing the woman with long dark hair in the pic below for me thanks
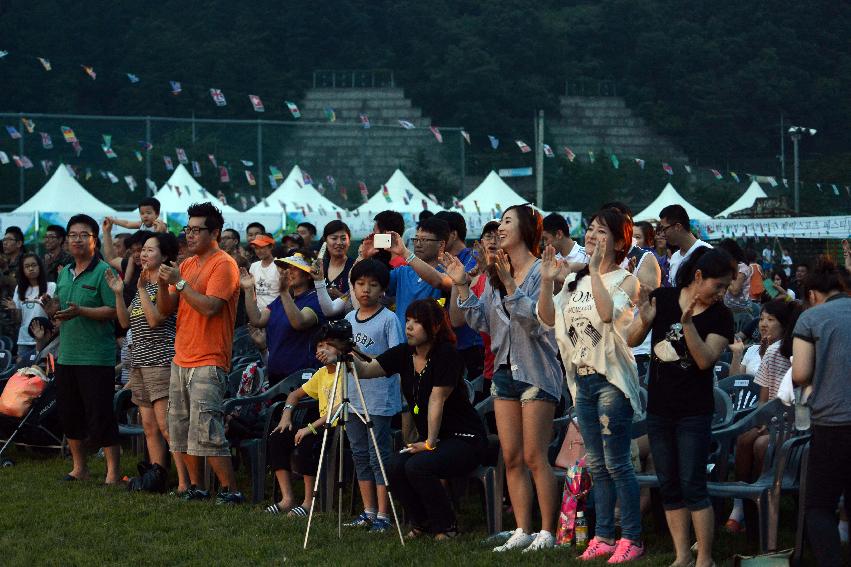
[2,252,54,364]
[320,298,485,539]
[320,220,355,298]
[538,208,645,562]
[627,247,736,567]
[792,258,851,567]
[445,204,563,552]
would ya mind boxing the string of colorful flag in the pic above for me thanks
[1,47,850,201]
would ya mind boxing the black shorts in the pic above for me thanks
[56,364,120,447]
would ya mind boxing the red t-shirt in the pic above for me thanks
[470,274,494,379]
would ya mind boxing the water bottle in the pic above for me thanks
[574,511,588,548]
[794,388,811,431]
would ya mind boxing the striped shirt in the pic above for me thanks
[129,281,176,367]
[753,341,789,400]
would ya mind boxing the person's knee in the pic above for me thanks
[503,445,525,470]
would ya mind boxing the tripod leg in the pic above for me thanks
[303,362,343,550]
[347,361,406,545]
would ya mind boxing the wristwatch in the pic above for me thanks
[175,279,187,292]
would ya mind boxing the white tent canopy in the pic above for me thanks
[456,171,530,215]
[248,165,343,216]
[634,183,711,222]
[154,164,238,214]
[356,169,441,216]
[13,164,117,214]
[716,180,768,218]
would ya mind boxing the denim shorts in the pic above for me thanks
[491,366,558,404]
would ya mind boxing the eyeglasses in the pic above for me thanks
[182,226,211,236]
[480,233,497,241]
[220,234,235,240]
[656,223,677,236]
[411,238,441,244]
[67,232,92,241]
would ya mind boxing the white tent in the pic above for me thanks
[14,164,117,214]
[154,164,238,214]
[716,180,768,218]
[456,171,530,215]
[634,183,711,222]
[248,165,343,217]
[356,169,441,216]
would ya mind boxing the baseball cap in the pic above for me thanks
[249,234,276,248]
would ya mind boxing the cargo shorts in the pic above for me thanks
[167,363,230,457]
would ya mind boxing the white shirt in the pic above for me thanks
[249,260,280,310]
[668,239,711,286]
[14,282,57,346]
[741,344,762,376]
[781,254,793,277]
[556,241,589,264]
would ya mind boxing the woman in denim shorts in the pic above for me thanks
[448,204,563,553]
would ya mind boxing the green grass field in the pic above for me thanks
[0,446,805,566]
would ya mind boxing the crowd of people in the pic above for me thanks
[1,193,850,566]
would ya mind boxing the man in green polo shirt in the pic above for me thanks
[48,214,120,484]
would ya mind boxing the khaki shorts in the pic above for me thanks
[129,366,171,408]
[167,363,230,457]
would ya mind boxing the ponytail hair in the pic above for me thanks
[676,247,737,288]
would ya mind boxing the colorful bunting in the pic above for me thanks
[127,73,140,83]
[102,145,117,159]
[124,175,137,191]
[21,118,35,134]
[208,154,218,168]
[210,89,227,106]
[0,51,7,58]
[588,150,595,163]
[71,141,82,156]
[249,95,265,112]
[176,148,188,164]
[64,164,76,177]
[40,160,53,175]
[564,147,576,162]
[663,163,674,176]
[358,181,369,201]
[359,114,370,129]
[302,171,313,186]
[324,107,336,122]
[219,165,230,183]
[515,140,531,153]
[102,134,112,147]
[461,130,471,145]
[138,140,153,151]
[106,171,119,183]
[684,165,693,174]
[245,170,256,186]
[269,165,283,181]
[40,132,53,149]
[488,135,499,150]
[285,101,300,118]
[634,158,645,169]
[5,126,21,140]
[832,184,840,196]
[163,156,174,171]
[730,172,740,183]
[338,185,347,200]
[170,81,182,95]
[85,168,92,180]
[430,126,443,143]
[37,57,51,71]
[381,185,392,203]
[240,159,254,167]
[82,65,96,80]
[610,153,619,169]
[146,178,157,192]
[766,177,778,187]
[398,120,415,129]
[0,152,8,165]
[192,161,202,177]
[710,169,723,180]
[543,144,554,158]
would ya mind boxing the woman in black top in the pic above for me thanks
[627,247,735,567]
[320,220,355,298]
[318,298,484,539]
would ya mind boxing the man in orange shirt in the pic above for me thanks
[158,202,242,503]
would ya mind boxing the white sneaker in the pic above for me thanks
[493,528,534,552]
[522,530,555,553]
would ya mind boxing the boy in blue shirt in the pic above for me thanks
[343,259,404,532]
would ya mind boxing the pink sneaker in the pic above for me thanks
[578,537,617,560]
[607,539,645,563]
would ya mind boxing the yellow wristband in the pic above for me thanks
[424,440,436,451]
[307,423,318,435]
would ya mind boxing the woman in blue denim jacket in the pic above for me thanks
[445,204,563,553]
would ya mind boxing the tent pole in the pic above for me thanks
[535,110,544,209]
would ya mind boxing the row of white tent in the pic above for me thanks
[12,161,768,221]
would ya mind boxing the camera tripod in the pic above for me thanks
[303,352,405,548]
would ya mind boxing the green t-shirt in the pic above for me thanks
[55,257,117,366]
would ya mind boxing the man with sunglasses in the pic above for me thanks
[156,202,242,504]
[658,204,711,287]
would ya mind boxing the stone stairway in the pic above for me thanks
[549,96,688,162]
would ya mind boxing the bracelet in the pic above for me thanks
[314,279,327,288]
[283,403,294,411]
[307,423,318,435]
[405,250,417,265]
[424,439,437,451]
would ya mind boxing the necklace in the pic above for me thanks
[412,355,428,415]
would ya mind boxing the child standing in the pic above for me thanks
[342,259,403,533]
[107,197,167,233]
[2,253,55,365]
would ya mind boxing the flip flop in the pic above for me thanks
[287,505,310,518]
[265,503,283,515]
[62,474,78,481]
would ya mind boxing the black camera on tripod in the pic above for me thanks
[313,320,356,353]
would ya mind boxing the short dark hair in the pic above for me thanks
[45,225,67,243]
[659,204,690,229]
[297,222,317,236]
[418,210,434,223]
[417,217,450,243]
[246,222,266,234]
[138,197,161,215]
[374,210,405,235]
[141,232,179,265]
[321,220,350,240]
[542,213,570,237]
[348,258,390,290]
[186,202,224,235]
[405,299,456,345]
[222,228,240,243]
[794,262,809,271]
[600,201,634,220]
[434,211,467,241]
[4,226,24,243]
[125,230,152,249]
[66,214,99,239]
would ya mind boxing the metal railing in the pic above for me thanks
[312,69,395,89]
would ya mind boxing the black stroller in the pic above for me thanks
[0,346,65,467]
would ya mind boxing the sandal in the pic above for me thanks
[287,505,310,518]
[265,503,284,515]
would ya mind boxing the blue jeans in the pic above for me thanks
[574,373,641,541]
[646,412,713,511]
[346,414,393,485]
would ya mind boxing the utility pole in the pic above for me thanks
[788,125,817,215]
[779,113,785,180]
[535,110,544,209]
